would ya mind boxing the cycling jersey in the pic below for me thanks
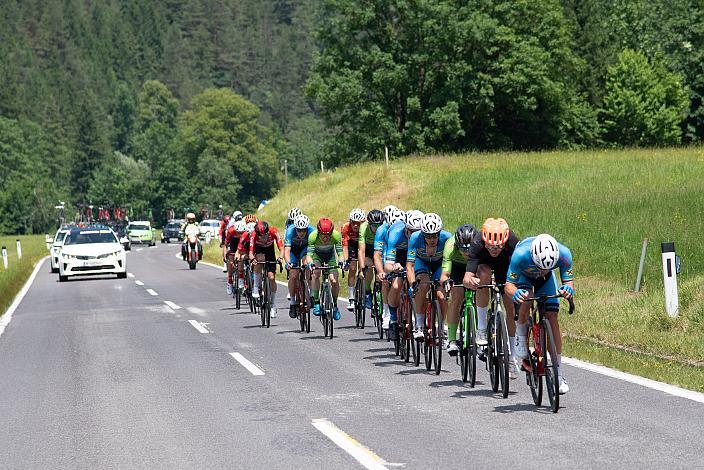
[441,238,469,283]
[341,222,361,247]
[308,229,343,265]
[373,222,390,253]
[237,231,252,253]
[385,221,411,264]
[408,230,453,280]
[357,221,378,259]
[225,225,245,253]
[284,224,314,265]
[248,227,283,256]
[507,236,573,284]
[466,230,519,274]
[285,218,294,230]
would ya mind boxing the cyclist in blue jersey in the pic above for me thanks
[407,213,452,341]
[385,209,424,340]
[374,206,405,337]
[505,234,574,394]
[284,214,314,318]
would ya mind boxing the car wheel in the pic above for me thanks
[59,275,68,282]
[117,272,127,279]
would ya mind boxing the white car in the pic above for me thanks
[199,219,221,242]
[49,227,71,273]
[59,226,127,282]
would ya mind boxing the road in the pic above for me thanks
[1,243,703,469]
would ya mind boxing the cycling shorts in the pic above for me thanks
[450,261,466,284]
[517,271,560,313]
[254,245,277,273]
[414,258,443,281]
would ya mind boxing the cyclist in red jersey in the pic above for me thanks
[342,208,366,311]
[225,220,246,295]
[219,214,231,272]
[248,220,284,318]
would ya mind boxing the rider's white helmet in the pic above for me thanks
[234,220,246,232]
[294,214,310,230]
[383,205,398,222]
[530,234,560,270]
[388,208,405,225]
[288,207,301,220]
[349,208,365,222]
[232,210,243,221]
[245,222,256,233]
[421,213,442,234]
[405,210,424,231]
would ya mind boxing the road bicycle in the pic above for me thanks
[387,270,414,363]
[288,265,311,333]
[309,265,344,338]
[254,259,282,328]
[353,265,366,329]
[371,268,384,339]
[242,259,256,315]
[514,294,575,413]
[414,279,444,375]
[477,283,510,398]
[456,286,477,385]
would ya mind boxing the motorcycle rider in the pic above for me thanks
[182,212,203,261]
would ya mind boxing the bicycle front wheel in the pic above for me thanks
[432,300,443,375]
[497,310,510,398]
[542,317,560,412]
[488,313,499,392]
[459,308,468,382]
[527,321,543,406]
[355,276,365,329]
[468,303,477,387]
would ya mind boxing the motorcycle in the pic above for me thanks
[183,233,202,270]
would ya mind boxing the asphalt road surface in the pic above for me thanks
[1,244,703,469]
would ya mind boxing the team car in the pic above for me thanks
[127,221,157,246]
[58,225,127,282]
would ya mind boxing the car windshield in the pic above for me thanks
[129,224,150,231]
[55,231,68,243]
[64,230,117,245]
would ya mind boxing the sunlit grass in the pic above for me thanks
[0,235,49,315]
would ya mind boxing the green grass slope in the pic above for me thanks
[0,235,48,315]
[258,147,704,390]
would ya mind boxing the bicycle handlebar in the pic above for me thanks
[513,294,575,321]
[308,264,346,279]
[252,259,283,273]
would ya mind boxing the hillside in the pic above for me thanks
[257,147,704,389]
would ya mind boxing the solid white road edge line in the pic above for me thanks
[562,356,704,404]
[146,289,158,296]
[0,256,47,339]
[209,261,704,403]
[136,248,143,252]
[229,352,265,376]
[127,272,135,278]
[188,319,209,334]
[311,418,391,470]
[164,301,181,310]
[135,280,144,286]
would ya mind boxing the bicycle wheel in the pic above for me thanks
[459,307,468,382]
[260,278,269,328]
[424,305,432,371]
[412,318,420,366]
[354,276,365,329]
[488,312,499,392]
[497,310,510,398]
[527,319,543,406]
[542,317,560,413]
[374,285,384,339]
[468,303,477,387]
[432,300,443,375]
[235,279,241,310]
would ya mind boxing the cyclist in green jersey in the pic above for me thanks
[440,225,477,355]
[357,209,385,309]
[306,217,344,320]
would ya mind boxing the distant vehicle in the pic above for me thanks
[127,221,156,246]
[58,225,126,282]
[199,219,220,241]
[161,220,183,243]
[48,227,71,273]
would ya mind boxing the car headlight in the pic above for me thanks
[62,253,76,260]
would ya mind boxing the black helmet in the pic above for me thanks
[455,224,477,250]
[367,209,384,225]
[256,220,269,236]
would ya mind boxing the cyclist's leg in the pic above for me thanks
[329,266,340,302]
[253,251,265,297]
[534,272,562,367]
[414,271,431,330]
[347,241,358,302]
[446,261,465,345]
[226,252,235,290]
[476,264,492,335]
[288,250,300,301]
[310,255,323,312]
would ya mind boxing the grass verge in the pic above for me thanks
[0,235,48,316]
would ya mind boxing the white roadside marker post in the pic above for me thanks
[16,239,22,259]
[661,242,679,317]
[2,246,7,269]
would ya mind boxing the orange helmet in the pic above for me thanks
[244,214,258,224]
[481,218,509,247]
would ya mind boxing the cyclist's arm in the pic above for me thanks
[373,250,384,276]
[284,246,291,264]
[406,260,416,285]
[333,231,343,261]
[358,242,366,265]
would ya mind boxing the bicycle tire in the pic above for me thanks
[543,317,560,413]
[354,276,365,329]
[235,282,241,310]
[497,310,510,398]
[424,304,432,371]
[412,323,420,366]
[528,319,543,406]
[375,285,384,339]
[468,302,477,387]
[488,312,499,392]
[459,305,468,382]
[432,299,442,375]
[260,276,269,327]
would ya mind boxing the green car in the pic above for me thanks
[127,221,157,246]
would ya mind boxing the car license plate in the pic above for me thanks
[83,259,102,267]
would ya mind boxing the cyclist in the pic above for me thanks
[244,214,258,225]
[220,214,231,272]
[505,234,574,394]
[225,219,247,295]
[463,218,521,377]
[306,218,344,320]
[440,224,476,356]
[285,207,302,230]
[232,210,243,223]
[181,212,202,260]
[407,213,451,341]
[284,214,314,318]
[248,220,284,318]
[374,206,405,338]
[385,209,423,340]
[342,208,366,311]
[357,209,385,310]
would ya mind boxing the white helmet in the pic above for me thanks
[294,214,310,230]
[234,220,246,232]
[288,207,301,220]
[245,222,256,233]
[531,234,559,270]
[421,213,442,234]
[383,205,398,222]
[232,210,243,221]
[349,208,365,222]
[405,210,424,231]
[388,208,405,225]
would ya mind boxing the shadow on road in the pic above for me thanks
[492,403,555,414]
